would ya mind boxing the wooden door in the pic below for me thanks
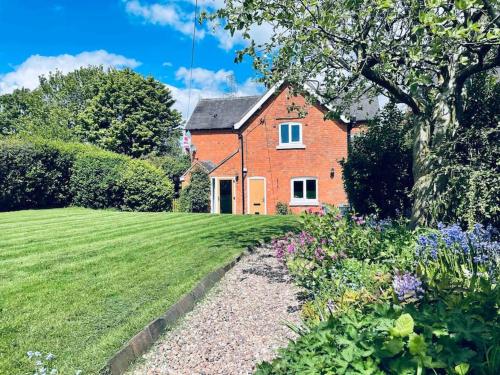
[249,178,266,215]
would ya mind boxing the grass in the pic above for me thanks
[0,208,298,374]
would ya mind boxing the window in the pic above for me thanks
[278,123,304,149]
[290,178,318,205]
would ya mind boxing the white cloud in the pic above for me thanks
[123,0,272,51]
[210,21,275,51]
[0,50,140,94]
[168,66,264,120]
[124,0,205,39]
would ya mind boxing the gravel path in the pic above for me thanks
[129,245,301,375]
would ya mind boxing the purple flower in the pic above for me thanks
[392,272,424,302]
[351,215,366,225]
[314,247,325,261]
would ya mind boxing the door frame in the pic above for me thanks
[210,176,237,214]
[247,176,267,215]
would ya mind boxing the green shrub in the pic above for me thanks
[340,103,413,218]
[121,160,173,211]
[146,154,191,180]
[275,202,291,215]
[0,138,73,211]
[179,169,210,213]
[0,137,173,212]
[70,152,127,209]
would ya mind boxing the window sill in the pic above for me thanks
[290,199,319,207]
[276,143,306,150]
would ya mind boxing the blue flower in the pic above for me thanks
[392,272,424,302]
[439,223,468,253]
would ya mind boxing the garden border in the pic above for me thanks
[100,248,253,375]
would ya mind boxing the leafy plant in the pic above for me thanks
[341,103,413,218]
[179,169,210,213]
[258,301,499,375]
[275,202,291,215]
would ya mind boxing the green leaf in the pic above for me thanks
[381,338,405,356]
[454,363,470,375]
[390,313,414,337]
[408,333,426,356]
[340,346,355,362]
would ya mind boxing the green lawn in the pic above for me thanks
[0,208,298,374]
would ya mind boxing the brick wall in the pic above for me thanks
[190,87,350,214]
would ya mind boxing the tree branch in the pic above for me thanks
[360,61,421,114]
[481,0,500,28]
[455,45,500,124]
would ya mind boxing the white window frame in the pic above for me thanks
[277,122,305,149]
[290,177,319,206]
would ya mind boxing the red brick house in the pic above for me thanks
[182,84,378,215]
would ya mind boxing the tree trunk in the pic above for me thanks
[410,94,460,228]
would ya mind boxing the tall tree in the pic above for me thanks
[0,67,106,140]
[214,0,500,225]
[76,68,182,157]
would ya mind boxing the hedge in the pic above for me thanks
[0,137,174,212]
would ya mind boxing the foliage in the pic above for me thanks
[213,0,500,226]
[263,209,499,374]
[429,74,500,228]
[275,201,291,215]
[0,67,182,158]
[76,68,182,157]
[0,208,298,374]
[0,138,73,211]
[0,67,106,140]
[146,154,191,180]
[0,137,173,212]
[341,103,413,218]
[121,160,173,212]
[179,169,211,213]
[415,223,499,297]
[257,300,499,375]
[69,152,127,209]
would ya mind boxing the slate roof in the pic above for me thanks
[198,160,216,172]
[345,96,380,122]
[186,95,262,130]
[185,88,380,131]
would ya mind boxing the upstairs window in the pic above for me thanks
[279,123,304,148]
[290,177,318,205]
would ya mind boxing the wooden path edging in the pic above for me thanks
[100,250,251,375]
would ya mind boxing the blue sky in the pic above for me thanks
[0,0,267,118]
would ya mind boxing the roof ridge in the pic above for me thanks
[198,95,262,101]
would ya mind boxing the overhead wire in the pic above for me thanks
[185,0,199,122]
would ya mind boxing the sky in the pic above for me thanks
[0,0,268,119]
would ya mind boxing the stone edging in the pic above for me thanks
[100,249,252,375]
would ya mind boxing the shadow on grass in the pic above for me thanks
[200,222,298,252]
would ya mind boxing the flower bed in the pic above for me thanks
[257,208,499,374]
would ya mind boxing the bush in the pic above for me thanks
[0,138,73,211]
[340,103,413,218]
[275,202,291,215]
[70,152,127,209]
[179,169,210,213]
[146,154,191,180]
[0,137,173,212]
[121,160,173,211]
